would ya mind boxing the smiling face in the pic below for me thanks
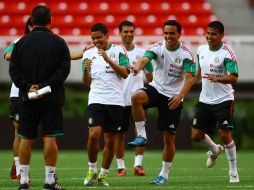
[163,25,181,49]
[91,31,109,49]
[206,27,224,50]
[120,25,135,46]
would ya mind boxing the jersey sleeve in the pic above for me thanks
[223,45,238,74]
[119,52,129,67]
[144,51,156,59]
[224,58,239,74]
[183,58,196,75]
[118,45,129,67]
[3,38,20,57]
[183,48,196,75]
[144,41,163,60]
[3,43,15,58]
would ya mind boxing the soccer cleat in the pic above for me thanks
[43,181,65,190]
[206,145,224,168]
[83,170,97,186]
[134,166,145,176]
[229,172,240,183]
[150,176,168,185]
[10,161,17,179]
[117,168,126,176]
[18,183,29,190]
[98,173,109,186]
[128,136,148,147]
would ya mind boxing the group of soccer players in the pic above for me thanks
[3,4,240,190]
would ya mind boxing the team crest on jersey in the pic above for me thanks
[136,55,141,60]
[175,56,182,64]
[214,57,220,64]
[110,53,116,59]
[92,56,96,60]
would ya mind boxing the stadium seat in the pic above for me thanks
[0,0,216,36]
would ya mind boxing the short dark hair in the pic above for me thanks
[31,5,51,26]
[208,21,224,34]
[91,23,108,34]
[24,17,33,34]
[119,20,135,32]
[163,20,182,33]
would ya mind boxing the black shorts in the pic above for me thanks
[18,100,64,139]
[142,85,183,134]
[87,103,124,133]
[120,106,132,132]
[9,97,22,122]
[192,100,235,133]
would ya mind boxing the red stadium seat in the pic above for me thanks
[0,0,217,36]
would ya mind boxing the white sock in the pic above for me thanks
[201,134,219,155]
[45,166,56,185]
[224,141,238,174]
[88,162,97,173]
[159,161,172,180]
[100,168,109,175]
[20,165,29,184]
[134,154,143,167]
[135,121,147,139]
[14,157,20,176]
[116,158,126,169]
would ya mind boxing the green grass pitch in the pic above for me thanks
[0,150,253,189]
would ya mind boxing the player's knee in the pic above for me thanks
[191,129,203,142]
[104,138,115,149]
[131,90,147,105]
[89,131,100,142]
[218,129,232,144]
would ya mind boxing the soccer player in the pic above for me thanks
[3,16,33,181]
[191,21,239,183]
[115,20,153,177]
[9,5,70,190]
[82,23,129,186]
[128,20,196,184]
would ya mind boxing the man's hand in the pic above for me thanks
[98,49,110,62]
[168,94,183,110]
[28,84,41,99]
[131,61,142,76]
[203,73,220,82]
[83,59,92,70]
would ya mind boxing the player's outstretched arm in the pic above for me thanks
[132,56,151,75]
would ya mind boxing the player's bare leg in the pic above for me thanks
[128,90,149,147]
[115,133,126,176]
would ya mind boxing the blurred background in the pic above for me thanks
[0,0,254,150]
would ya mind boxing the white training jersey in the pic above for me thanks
[10,83,19,97]
[4,38,20,98]
[145,40,196,98]
[121,45,153,106]
[82,44,129,106]
[197,43,239,104]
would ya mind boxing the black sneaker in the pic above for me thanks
[18,183,29,190]
[43,182,65,190]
